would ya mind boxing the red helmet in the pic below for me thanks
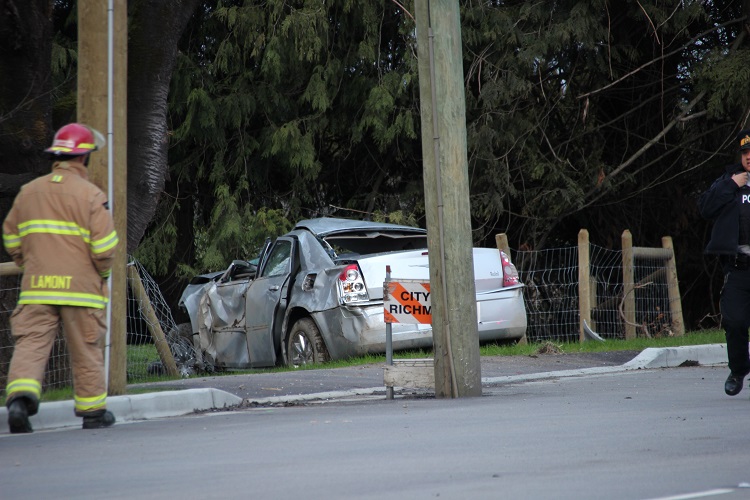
[44,123,102,156]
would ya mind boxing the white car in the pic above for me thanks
[179,217,527,368]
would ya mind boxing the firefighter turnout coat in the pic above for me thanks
[3,161,118,307]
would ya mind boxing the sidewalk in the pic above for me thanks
[0,344,729,433]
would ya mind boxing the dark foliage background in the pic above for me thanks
[2,0,749,331]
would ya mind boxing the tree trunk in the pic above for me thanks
[0,1,55,368]
[126,0,200,252]
[0,0,53,208]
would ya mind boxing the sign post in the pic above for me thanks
[385,266,393,399]
[383,266,433,399]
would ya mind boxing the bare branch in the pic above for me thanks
[390,0,413,21]
[619,282,653,339]
[636,1,660,45]
[579,16,748,99]
[580,28,748,200]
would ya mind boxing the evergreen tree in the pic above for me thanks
[159,0,422,277]
[5,1,749,328]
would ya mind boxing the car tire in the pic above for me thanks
[286,318,329,367]
[175,322,194,343]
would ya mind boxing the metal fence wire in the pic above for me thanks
[125,259,197,381]
[0,272,74,393]
[515,243,678,343]
[0,243,681,397]
[0,258,197,399]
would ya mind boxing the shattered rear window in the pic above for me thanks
[322,230,428,257]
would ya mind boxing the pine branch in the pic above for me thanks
[578,16,748,100]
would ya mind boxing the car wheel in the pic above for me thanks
[286,318,329,367]
[175,322,194,343]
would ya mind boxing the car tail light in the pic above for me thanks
[337,264,370,304]
[501,251,520,287]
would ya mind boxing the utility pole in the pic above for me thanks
[78,0,129,395]
[415,1,481,397]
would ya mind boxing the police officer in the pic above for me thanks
[3,123,119,432]
[699,129,750,396]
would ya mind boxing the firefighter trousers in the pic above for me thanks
[5,304,108,417]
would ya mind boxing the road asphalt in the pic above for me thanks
[0,343,730,434]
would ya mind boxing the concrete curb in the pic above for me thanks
[245,387,386,406]
[0,344,730,433]
[481,344,728,386]
[622,344,727,369]
[0,388,242,434]
[242,344,731,404]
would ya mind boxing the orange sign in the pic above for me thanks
[384,280,432,324]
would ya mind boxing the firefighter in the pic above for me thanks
[3,123,119,432]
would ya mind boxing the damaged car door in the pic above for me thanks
[195,260,257,369]
[243,237,296,367]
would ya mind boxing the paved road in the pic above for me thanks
[0,346,729,434]
[128,350,641,400]
[3,364,750,500]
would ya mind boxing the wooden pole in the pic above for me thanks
[78,0,128,394]
[127,265,179,377]
[0,262,22,276]
[109,0,128,394]
[662,236,685,336]
[416,1,481,398]
[78,1,107,159]
[578,229,591,343]
[621,230,636,340]
[495,233,510,256]
[496,233,527,345]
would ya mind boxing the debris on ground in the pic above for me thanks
[533,341,564,356]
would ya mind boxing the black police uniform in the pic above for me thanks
[699,159,750,392]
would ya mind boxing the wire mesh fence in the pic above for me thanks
[516,242,681,344]
[125,259,197,381]
[0,237,684,398]
[515,246,581,343]
[0,272,72,395]
[0,258,197,399]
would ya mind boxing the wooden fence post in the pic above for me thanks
[621,230,636,340]
[662,236,685,336]
[126,264,179,377]
[0,262,22,276]
[495,233,510,256]
[578,229,590,343]
[496,233,527,345]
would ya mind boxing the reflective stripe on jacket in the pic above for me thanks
[2,161,118,308]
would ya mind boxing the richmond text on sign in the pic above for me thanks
[384,280,432,324]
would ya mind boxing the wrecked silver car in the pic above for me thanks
[178,217,527,368]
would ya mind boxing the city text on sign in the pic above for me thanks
[383,280,432,324]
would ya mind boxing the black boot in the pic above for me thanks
[7,399,33,434]
[82,410,116,430]
[725,372,748,396]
